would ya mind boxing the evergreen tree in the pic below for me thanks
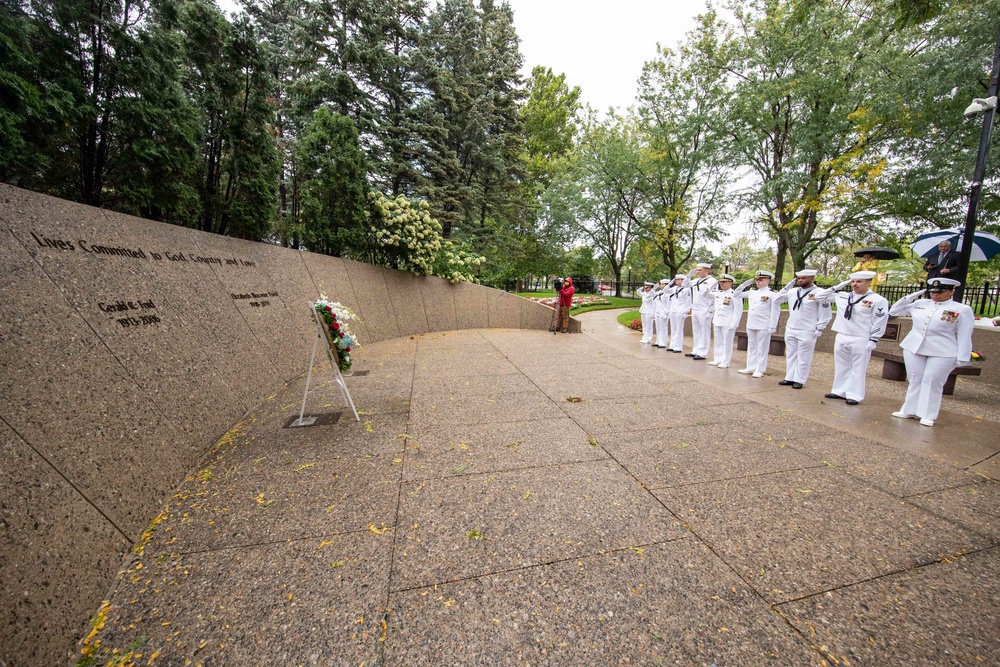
[415,0,525,238]
[296,107,368,256]
[176,1,278,239]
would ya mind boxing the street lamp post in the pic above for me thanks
[956,24,1000,301]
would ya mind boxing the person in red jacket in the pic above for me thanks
[556,277,575,333]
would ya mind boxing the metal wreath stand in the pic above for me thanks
[291,301,360,426]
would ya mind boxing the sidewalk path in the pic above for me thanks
[81,317,1000,666]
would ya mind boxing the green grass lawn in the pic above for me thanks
[617,310,641,327]
[517,291,640,315]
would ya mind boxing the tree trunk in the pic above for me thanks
[774,235,788,283]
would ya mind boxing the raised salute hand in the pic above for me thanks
[735,278,754,293]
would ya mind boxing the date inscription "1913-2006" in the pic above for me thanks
[98,299,160,328]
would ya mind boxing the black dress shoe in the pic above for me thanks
[792,382,803,389]
[692,355,705,360]
[672,349,683,353]
[824,393,845,400]
[685,353,696,357]
[845,399,859,405]
[778,380,794,386]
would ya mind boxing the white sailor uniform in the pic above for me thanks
[684,274,718,357]
[815,287,889,401]
[889,292,974,422]
[711,287,739,367]
[638,287,656,344]
[772,283,832,385]
[667,282,692,352]
[653,284,670,348]
[734,283,774,375]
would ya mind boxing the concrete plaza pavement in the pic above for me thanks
[79,309,1000,666]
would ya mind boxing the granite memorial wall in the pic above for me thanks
[0,184,563,665]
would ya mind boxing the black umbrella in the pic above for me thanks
[853,247,900,261]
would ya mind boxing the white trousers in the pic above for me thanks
[901,351,956,421]
[692,310,713,356]
[712,325,736,366]
[784,329,819,384]
[745,328,771,372]
[640,313,654,343]
[668,313,687,351]
[655,315,669,347]
[832,335,872,401]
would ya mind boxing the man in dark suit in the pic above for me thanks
[923,240,960,280]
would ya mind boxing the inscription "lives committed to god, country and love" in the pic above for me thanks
[29,231,258,266]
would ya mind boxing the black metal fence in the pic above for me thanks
[871,282,999,317]
[519,280,1000,317]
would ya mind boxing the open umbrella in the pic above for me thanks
[853,247,900,261]
[910,227,1000,261]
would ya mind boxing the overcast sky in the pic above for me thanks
[503,0,705,112]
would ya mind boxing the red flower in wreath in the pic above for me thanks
[332,323,340,331]
[345,347,351,352]
[325,305,332,312]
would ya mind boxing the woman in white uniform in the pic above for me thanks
[888,277,974,427]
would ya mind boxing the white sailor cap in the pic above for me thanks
[696,262,712,269]
[927,277,960,291]
[659,278,670,284]
[673,274,686,280]
[849,270,876,281]
[795,269,818,277]
[719,273,735,282]
[755,270,774,279]
[643,281,655,287]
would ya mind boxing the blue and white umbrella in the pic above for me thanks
[910,227,1000,262]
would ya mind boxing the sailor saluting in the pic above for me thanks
[888,277,974,426]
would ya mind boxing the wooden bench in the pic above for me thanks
[871,350,982,395]
[735,331,786,355]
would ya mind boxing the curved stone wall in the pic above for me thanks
[0,184,565,665]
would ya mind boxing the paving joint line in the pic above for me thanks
[642,463,830,493]
[378,333,422,665]
[399,455,613,485]
[771,543,1000,608]
[387,537,694,595]
[159,526,388,557]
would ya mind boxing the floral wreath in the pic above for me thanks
[315,297,360,372]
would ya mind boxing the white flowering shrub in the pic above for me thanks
[434,240,487,284]
[368,192,443,275]
[368,192,485,283]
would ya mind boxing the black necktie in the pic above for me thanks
[793,287,813,311]
[844,292,866,320]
